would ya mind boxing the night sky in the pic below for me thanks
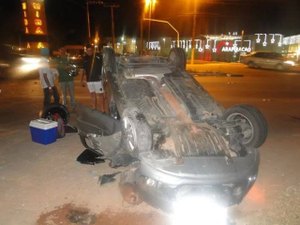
[0,0,300,48]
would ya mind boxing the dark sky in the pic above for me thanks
[1,0,300,47]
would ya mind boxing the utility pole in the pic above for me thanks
[86,0,119,49]
[191,0,197,64]
[86,1,103,42]
[103,3,119,50]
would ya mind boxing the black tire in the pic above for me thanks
[42,103,70,124]
[168,48,186,70]
[248,61,256,68]
[102,47,116,73]
[223,104,268,148]
[121,108,152,157]
[275,63,284,71]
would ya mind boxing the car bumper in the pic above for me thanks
[135,151,259,211]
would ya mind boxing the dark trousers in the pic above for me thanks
[43,86,60,107]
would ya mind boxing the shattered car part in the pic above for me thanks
[76,48,268,210]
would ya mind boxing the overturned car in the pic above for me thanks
[76,48,267,211]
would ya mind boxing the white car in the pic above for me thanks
[240,51,297,71]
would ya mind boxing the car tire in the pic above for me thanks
[248,61,256,68]
[223,104,268,148]
[275,63,284,71]
[42,103,70,124]
[168,48,186,70]
[121,108,152,157]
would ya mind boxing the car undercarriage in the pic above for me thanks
[75,48,268,212]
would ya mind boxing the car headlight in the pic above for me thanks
[284,60,296,66]
[170,195,228,225]
[18,57,43,73]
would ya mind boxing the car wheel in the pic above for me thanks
[168,48,186,70]
[42,103,70,124]
[275,63,284,71]
[121,108,152,157]
[248,61,256,68]
[223,104,268,148]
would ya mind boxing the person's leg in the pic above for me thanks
[93,81,105,112]
[90,92,96,109]
[52,86,60,105]
[87,82,96,109]
[59,82,67,106]
[43,88,50,107]
[97,93,105,112]
[68,81,76,108]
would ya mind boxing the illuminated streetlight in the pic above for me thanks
[144,0,157,45]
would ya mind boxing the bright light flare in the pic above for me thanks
[144,0,157,12]
[170,196,228,225]
[17,57,44,73]
[284,60,296,66]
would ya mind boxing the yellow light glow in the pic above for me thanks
[144,0,157,12]
[34,19,42,26]
[35,27,44,34]
[23,11,27,18]
[22,2,27,10]
[24,19,28,26]
[32,2,41,10]
[35,11,40,18]
[37,42,45,49]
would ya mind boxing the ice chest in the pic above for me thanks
[29,119,58,145]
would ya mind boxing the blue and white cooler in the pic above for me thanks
[29,118,58,145]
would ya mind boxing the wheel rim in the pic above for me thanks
[227,112,254,145]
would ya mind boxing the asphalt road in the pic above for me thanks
[0,63,300,225]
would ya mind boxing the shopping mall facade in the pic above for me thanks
[114,33,300,62]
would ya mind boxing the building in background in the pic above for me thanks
[146,33,285,62]
[20,0,48,53]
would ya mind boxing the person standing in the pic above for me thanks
[55,47,76,110]
[80,44,105,112]
[39,48,60,108]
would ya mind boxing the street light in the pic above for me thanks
[144,0,157,45]
[143,18,179,48]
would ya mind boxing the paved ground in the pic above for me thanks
[0,63,300,225]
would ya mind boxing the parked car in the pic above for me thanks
[76,48,268,212]
[240,51,297,71]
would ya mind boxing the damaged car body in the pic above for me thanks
[76,48,268,211]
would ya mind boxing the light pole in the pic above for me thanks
[191,0,197,64]
[143,18,179,48]
[86,0,119,49]
[103,3,119,50]
[145,0,157,47]
[86,1,92,42]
